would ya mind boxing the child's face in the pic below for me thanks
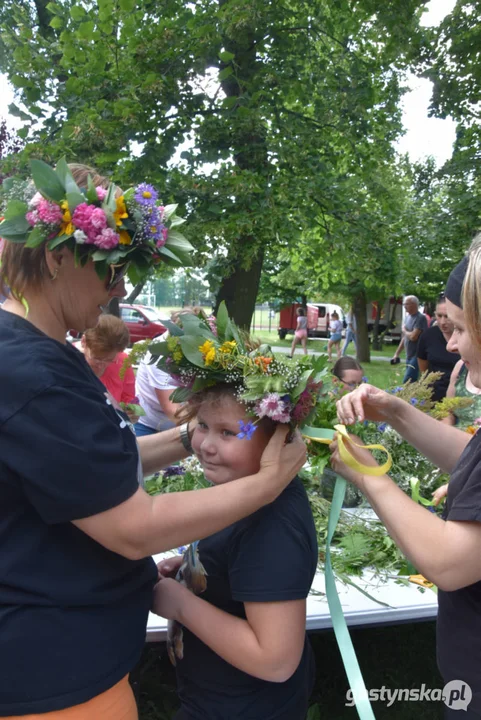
[192,395,271,485]
[339,368,363,391]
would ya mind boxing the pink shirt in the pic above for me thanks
[101,352,136,404]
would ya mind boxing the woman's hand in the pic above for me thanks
[260,427,307,488]
[156,555,183,580]
[432,483,448,507]
[152,577,188,620]
[336,383,399,425]
[329,433,382,491]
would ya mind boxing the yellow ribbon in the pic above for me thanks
[302,424,392,477]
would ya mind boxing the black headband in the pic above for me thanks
[445,256,468,309]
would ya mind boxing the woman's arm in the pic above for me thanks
[330,438,481,591]
[417,358,429,374]
[153,579,306,682]
[154,387,179,424]
[336,384,470,473]
[73,427,307,559]
[137,425,190,475]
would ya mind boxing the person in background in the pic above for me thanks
[391,295,427,383]
[333,244,481,719]
[327,311,343,363]
[442,359,481,431]
[332,356,364,392]
[78,314,136,405]
[342,306,356,356]
[416,293,460,401]
[134,307,204,437]
[288,306,308,358]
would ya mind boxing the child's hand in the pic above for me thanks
[157,556,183,580]
[152,577,187,620]
[432,483,448,507]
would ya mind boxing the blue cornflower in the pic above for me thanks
[237,420,257,440]
[163,465,186,477]
[391,386,403,394]
[410,398,418,405]
[378,422,387,432]
[362,376,369,383]
[177,546,187,554]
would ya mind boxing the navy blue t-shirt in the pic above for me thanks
[176,476,318,720]
[0,310,157,715]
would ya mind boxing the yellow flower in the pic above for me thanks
[199,340,214,355]
[167,337,179,351]
[173,348,183,362]
[114,196,128,227]
[119,230,132,245]
[60,201,74,236]
[220,340,237,354]
[205,348,216,366]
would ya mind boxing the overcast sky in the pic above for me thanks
[0,0,457,167]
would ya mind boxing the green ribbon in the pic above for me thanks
[303,426,376,719]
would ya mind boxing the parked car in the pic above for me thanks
[278,302,344,339]
[119,304,167,344]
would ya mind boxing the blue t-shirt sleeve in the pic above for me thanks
[413,314,428,332]
[2,383,140,524]
[228,504,316,603]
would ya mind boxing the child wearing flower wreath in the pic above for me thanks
[151,307,321,720]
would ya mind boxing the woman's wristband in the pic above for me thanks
[179,422,193,455]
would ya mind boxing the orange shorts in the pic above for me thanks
[3,675,138,720]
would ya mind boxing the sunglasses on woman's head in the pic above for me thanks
[106,262,130,291]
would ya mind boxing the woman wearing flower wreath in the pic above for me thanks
[332,238,481,719]
[147,308,323,719]
[0,160,306,720]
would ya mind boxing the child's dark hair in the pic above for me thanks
[332,356,363,382]
[296,307,305,316]
[175,384,277,437]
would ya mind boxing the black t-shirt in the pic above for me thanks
[438,430,481,715]
[176,476,318,720]
[416,325,460,401]
[0,310,157,715]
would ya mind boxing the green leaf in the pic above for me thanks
[70,5,86,21]
[216,301,229,339]
[25,225,48,248]
[49,15,63,29]
[179,336,207,367]
[46,2,62,14]
[171,386,194,403]
[8,103,30,122]
[219,50,235,62]
[78,20,95,39]
[165,231,193,251]
[86,175,98,204]
[218,66,234,81]
[119,0,136,9]
[47,233,71,250]
[30,159,66,202]
[91,249,111,261]
[0,215,30,239]
[3,200,28,221]
[168,215,186,228]
[163,204,178,220]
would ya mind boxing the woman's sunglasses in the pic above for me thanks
[106,262,130,291]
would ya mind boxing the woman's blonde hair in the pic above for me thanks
[83,314,130,356]
[463,233,481,347]
[0,163,118,300]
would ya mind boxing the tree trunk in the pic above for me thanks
[353,290,370,363]
[215,250,264,329]
[126,281,146,304]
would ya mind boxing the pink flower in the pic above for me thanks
[96,187,107,201]
[29,192,43,208]
[162,226,168,241]
[256,393,292,423]
[90,207,108,230]
[156,237,166,248]
[26,210,39,226]
[72,203,95,232]
[37,199,63,225]
[93,227,119,249]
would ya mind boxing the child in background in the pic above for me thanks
[151,309,320,720]
[327,311,343,363]
[332,356,364,391]
[289,306,308,357]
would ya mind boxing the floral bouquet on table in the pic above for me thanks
[0,158,193,284]
[147,301,329,438]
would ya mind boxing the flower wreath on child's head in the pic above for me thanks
[0,158,193,284]
[148,302,328,438]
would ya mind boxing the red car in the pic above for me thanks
[119,304,167,344]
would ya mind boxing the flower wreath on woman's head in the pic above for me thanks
[147,302,328,438]
[0,158,193,284]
